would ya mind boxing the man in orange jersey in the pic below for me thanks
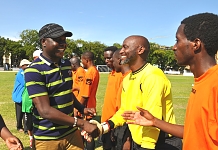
[70,57,86,117]
[101,46,123,150]
[122,13,218,150]
[70,57,85,99]
[112,49,132,150]
[79,51,100,150]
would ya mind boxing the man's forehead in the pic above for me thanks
[123,36,137,45]
[177,24,185,33]
[104,50,113,55]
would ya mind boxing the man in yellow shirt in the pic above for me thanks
[89,35,182,150]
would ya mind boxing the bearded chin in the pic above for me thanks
[120,58,131,65]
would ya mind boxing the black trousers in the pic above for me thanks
[132,136,182,150]
[15,102,27,132]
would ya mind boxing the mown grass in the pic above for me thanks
[0,72,193,149]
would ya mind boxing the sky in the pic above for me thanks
[0,0,218,47]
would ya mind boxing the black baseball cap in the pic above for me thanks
[39,23,72,40]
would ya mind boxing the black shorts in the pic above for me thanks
[101,130,116,149]
[113,123,132,150]
[25,113,33,131]
[132,136,182,150]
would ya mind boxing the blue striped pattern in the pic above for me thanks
[24,54,76,140]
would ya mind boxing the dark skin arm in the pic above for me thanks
[72,93,96,116]
[0,115,23,150]
[122,107,184,138]
[32,95,99,137]
[80,96,88,106]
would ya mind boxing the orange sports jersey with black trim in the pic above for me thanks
[101,71,123,122]
[183,65,218,150]
[72,67,86,99]
[79,66,99,108]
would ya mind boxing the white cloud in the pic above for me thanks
[3,35,21,41]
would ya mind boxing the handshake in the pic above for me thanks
[81,120,110,142]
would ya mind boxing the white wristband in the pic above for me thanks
[101,122,110,134]
[73,117,77,127]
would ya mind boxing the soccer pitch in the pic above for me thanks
[0,72,193,149]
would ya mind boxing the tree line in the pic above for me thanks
[0,29,182,71]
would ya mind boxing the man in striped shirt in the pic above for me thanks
[24,23,99,150]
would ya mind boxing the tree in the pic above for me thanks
[19,29,40,60]
[0,37,7,66]
[113,43,122,49]
[5,39,24,67]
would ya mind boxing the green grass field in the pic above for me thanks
[0,72,194,149]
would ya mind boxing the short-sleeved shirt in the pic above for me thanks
[183,65,218,149]
[101,71,123,122]
[72,66,86,99]
[110,63,176,149]
[79,66,99,108]
[24,54,77,140]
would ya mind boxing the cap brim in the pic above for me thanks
[49,31,73,39]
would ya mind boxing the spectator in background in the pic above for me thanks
[22,49,42,148]
[0,114,23,150]
[101,46,123,150]
[12,59,31,134]
[33,49,42,60]
[79,51,100,150]
[69,57,86,117]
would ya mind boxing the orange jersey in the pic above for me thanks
[79,66,99,108]
[115,70,131,110]
[72,67,86,99]
[183,65,218,149]
[101,71,123,122]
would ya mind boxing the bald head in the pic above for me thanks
[124,35,150,52]
[120,35,150,68]
[70,57,80,66]
[82,51,94,61]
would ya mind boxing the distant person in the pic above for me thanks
[0,114,23,150]
[70,57,85,99]
[70,52,79,58]
[22,49,42,148]
[12,59,31,134]
[69,57,86,117]
[101,46,123,150]
[32,49,42,60]
[79,51,100,150]
[89,35,182,150]
[111,49,132,150]
[122,13,218,150]
[24,23,99,150]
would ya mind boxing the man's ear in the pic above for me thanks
[138,45,145,54]
[193,38,201,53]
[41,38,46,47]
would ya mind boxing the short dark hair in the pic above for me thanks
[113,49,121,59]
[181,12,218,56]
[104,46,118,52]
[82,51,94,61]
